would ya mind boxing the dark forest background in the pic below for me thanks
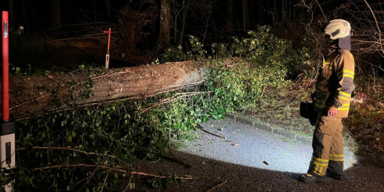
[1,0,384,76]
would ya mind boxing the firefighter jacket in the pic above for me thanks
[314,48,355,118]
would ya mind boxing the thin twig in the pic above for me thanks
[123,175,133,192]
[364,0,384,54]
[17,146,118,159]
[100,171,109,192]
[197,124,226,139]
[206,180,228,192]
[140,91,214,113]
[86,166,99,185]
[33,164,199,180]
[315,0,327,22]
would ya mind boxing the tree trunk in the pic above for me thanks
[255,0,264,24]
[51,0,61,34]
[179,1,190,46]
[21,0,27,29]
[1,61,207,121]
[281,0,287,23]
[243,0,250,31]
[106,0,111,17]
[159,0,171,46]
[227,0,233,31]
[9,0,15,29]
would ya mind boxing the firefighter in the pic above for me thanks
[299,19,355,183]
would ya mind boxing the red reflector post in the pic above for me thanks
[2,11,9,121]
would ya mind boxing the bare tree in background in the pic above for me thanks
[255,0,265,24]
[159,0,171,47]
[106,0,111,17]
[173,0,192,46]
[227,0,233,31]
[51,0,61,34]
[243,0,250,30]
[281,0,287,23]
[9,0,15,29]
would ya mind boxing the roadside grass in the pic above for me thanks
[234,76,384,161]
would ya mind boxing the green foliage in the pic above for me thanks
[187,35,207,58]
[5,26,317,191]
[148,175,178,190]
[206,26,313,111]
[158,45,187,63]
[9,100,168,191]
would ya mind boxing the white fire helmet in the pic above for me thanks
[324,19,351,40]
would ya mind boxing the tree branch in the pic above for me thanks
[17,146,118,159]
[364,0,384,54]
[206,180,228,192]
[33,164,199,180]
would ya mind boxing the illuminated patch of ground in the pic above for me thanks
[179,119,357,173]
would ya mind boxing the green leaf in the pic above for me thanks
[130,183,135,189]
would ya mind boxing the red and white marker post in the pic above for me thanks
[1,11,15,192]
[103,28,112,69]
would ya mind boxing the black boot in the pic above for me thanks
[326,170,344,181]
[299,174,326,183]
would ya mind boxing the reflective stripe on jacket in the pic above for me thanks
[314,49,355,118]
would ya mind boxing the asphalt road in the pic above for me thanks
[131,118,384,192]
[181,119,357,174]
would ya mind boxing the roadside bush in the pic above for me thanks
[206,26,315,111]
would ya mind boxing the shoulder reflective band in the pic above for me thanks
[3,22,7,38]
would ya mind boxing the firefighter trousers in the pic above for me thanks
[307,114,344,177]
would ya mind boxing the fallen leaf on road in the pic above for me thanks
[263,161,269,165]
[198,144,201,146]
[232,143,240,146]
[350,161,358,166]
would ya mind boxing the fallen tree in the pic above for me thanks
[1,61,208,121]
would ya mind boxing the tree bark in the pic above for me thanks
[179,1,190,46]
[51,0,61,34]
[159,0,171,46]
[21,0,27,28]
[9,0,15,29]
[227,0,233,31]
[257,0,265,24]
[1,61,207,121]
[281,0,287,23]
[106,0,111,17]
[243,0,250,31]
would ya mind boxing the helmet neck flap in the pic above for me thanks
[337,35,351,51]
